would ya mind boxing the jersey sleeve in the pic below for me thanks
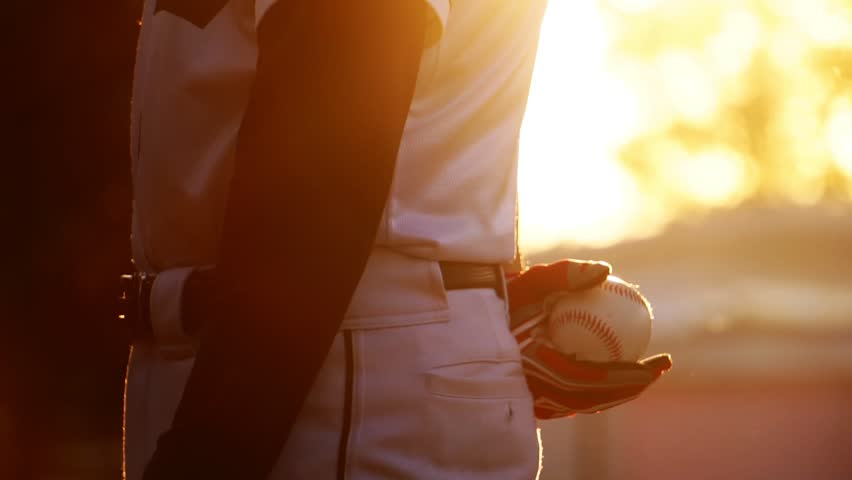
[255,0,449,45]
[422,0,449,45]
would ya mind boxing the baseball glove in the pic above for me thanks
[507,259,672,419]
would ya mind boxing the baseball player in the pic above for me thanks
[122,0,672,479]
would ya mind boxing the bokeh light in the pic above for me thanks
[518,0,852,251]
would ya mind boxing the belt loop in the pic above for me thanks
[495,264,507,300]
[139,273,155,338]
[136,272,145,333]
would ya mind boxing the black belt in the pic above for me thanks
[437,261,505,298]
[119,261,505,340]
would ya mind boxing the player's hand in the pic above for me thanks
[506,260,673,419]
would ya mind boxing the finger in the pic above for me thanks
[639,353,673,374]
[528,377,649,413]
[563,355,664,387]
[524,343,609,383]
[556,259,612,290]
[507,259,611,310]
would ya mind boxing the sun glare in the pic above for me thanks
[519,1,639,251]
[518,0,852,252]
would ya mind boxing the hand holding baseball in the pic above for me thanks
[507,260,672,419]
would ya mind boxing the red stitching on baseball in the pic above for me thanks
[602,281,645,307]
[552,309,623,361]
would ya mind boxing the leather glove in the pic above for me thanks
[507,259,673,419]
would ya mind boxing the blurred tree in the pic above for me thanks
[609,0,852,211]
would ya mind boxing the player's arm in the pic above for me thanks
[143,2,428,479]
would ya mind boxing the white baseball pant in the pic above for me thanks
[124,248,541,479]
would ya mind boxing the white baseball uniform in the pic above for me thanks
[124,0,549,478]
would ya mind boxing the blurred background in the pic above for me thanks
[518,1,852,479]
[7,0,852,478]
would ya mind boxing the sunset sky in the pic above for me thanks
[518,0,852,252]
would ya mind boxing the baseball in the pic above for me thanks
[547,275,653,362]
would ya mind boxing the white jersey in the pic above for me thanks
[131,0,548,272]
[126,4,550,477]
